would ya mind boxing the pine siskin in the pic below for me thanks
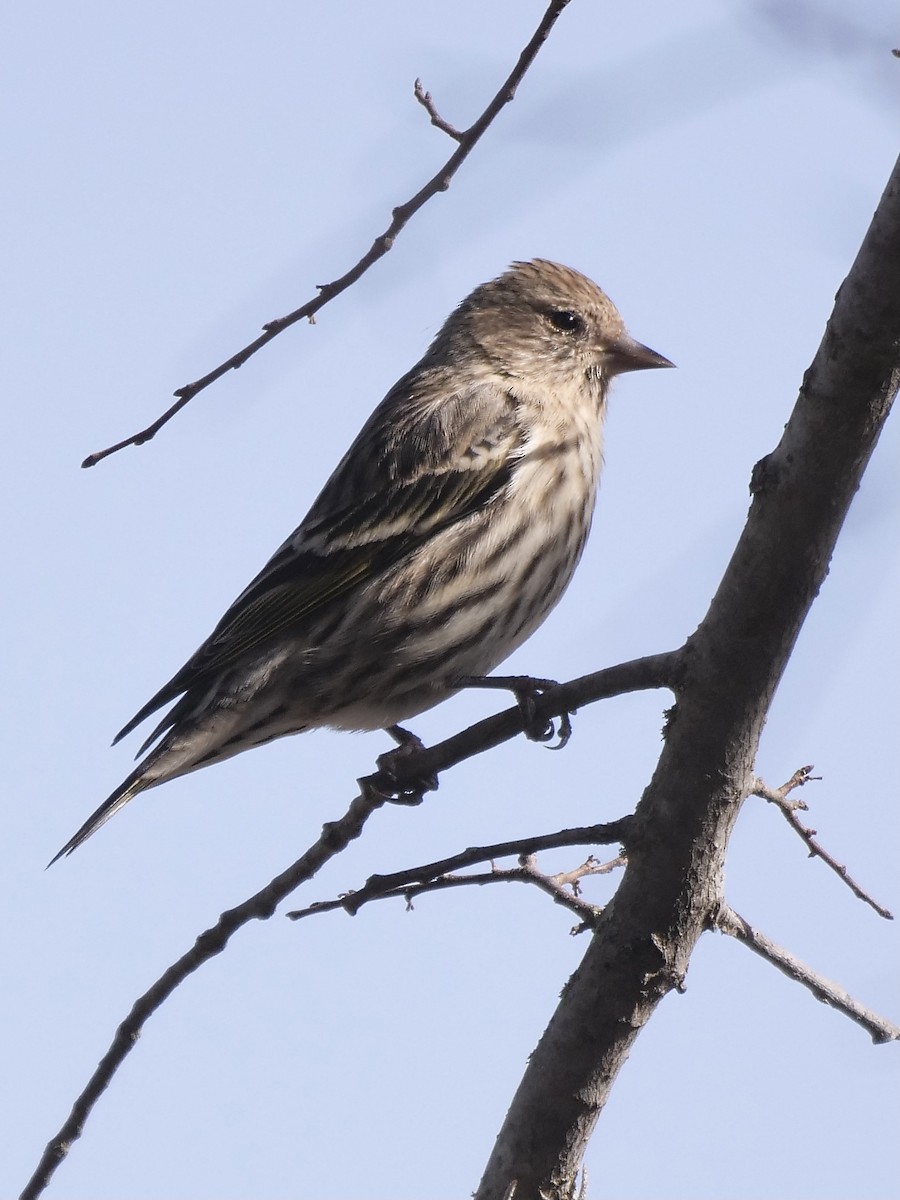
[52,259,672,862]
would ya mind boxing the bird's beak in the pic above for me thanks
[602,334,674,375]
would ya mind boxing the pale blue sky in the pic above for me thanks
[3,2,898,1198]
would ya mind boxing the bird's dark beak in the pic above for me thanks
[603,334,674,375]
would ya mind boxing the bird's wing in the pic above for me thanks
[115,376,521,745]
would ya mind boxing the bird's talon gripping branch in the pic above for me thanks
[520,695,555,742]
[512,679,574,747]
[359,772,426,806]
[358,772,411,806]
[547,708,574,750]
[457,674,576,748]
[369,724,439,805]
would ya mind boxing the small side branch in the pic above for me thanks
[352,854,616,928]
[753,767,894,920]
[716,905,900,1044]
[81,0,573,468]
[287,825,632,921]
[414,78,464,141]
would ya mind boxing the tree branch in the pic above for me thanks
[319,855,612,928]
[414,78,465,141]
[19,788,387,1200]
[716,905,900,1044]
[754,769,894,920]
[18,653,669,1200]
[80,0,573,468]
[475,152,900,1199]
[286,824,632,921]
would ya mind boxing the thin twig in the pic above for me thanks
[81,0,573,468]
[287,830,631,920]
[716,905,900,1044]
[18,788,387,1200]
[546,853,628,893]
[414,78,464,140]
[755,763,819,809]
[399,860,603,927]
[753,768,894,920]
[385,853,621,929]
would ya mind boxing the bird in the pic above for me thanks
[51,259,672,863]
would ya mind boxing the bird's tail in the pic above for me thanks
[47,767,153,867]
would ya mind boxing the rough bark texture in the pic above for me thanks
[475,153,900,1199]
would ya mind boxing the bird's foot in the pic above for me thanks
[455,674,574,749]
[361,724,439,806]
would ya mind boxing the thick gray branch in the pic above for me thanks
[475,154,900,1200]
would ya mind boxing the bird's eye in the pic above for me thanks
[547,309,585,335]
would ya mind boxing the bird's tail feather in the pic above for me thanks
[47,768,152,867]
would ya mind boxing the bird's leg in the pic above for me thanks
[364,724,439,806]
[455,675,574,749]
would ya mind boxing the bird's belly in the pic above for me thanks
[301,474,596,731]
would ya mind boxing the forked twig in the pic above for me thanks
[287,835,630,923]
[753,766,893,920]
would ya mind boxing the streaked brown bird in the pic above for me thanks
[52,259,672,863]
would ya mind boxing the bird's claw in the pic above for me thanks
[511,678,574,749]
[546,706,573,750]
[362,725,439,806]
[454,673,576,749]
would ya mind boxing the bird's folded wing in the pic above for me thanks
[114,379,521,745]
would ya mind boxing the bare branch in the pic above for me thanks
[716,905,900,1044]
[18,788,387,1200]
[385,857,607,927]
[286,827,632,921]
[81,0,574,468]
[754,769,894,920]
[546,853,628,892]
[360,652,679,800]
[753,762,819,810]
[414,78,464,141]
[18,652,669,1200]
